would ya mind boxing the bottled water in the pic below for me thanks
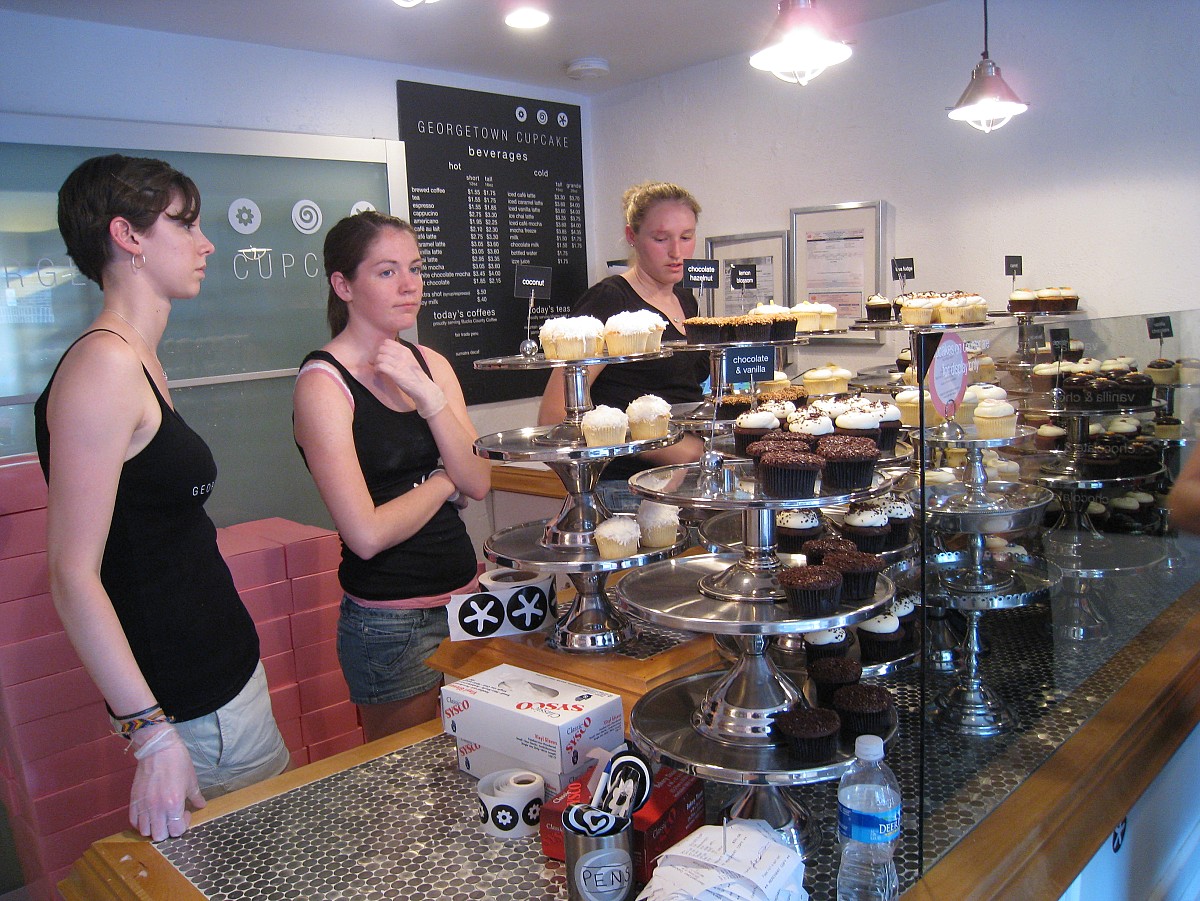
[836,734,901,901]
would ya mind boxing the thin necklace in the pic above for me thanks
[631,269,685,327]
[104,309,167,379]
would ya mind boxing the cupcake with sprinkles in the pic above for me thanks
[776,508,824,552]
[802,626,853,662]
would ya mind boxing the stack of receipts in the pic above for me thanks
[635,819,809,901]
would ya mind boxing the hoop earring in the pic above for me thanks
[131,253,147,273]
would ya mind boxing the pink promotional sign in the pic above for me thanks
[929,331,969,419]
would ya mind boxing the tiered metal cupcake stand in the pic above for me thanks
[1017,395,1167,642]
[907,422,1061,736]
[473,350,688,651]
[614,460,896,858]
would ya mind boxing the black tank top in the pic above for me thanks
[34,330,258,721]
[298,343,477,600]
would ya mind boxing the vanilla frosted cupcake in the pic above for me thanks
[900,296,936,325]
[604,310,667,355]
[802,365,839,395]
[594,515,640,559]
[787,409,835,438]
[973,398,1017,438]
[581,405,628,447]
[541,315,605,359]
[791,301,822,332]
[637,501,680,547]
[895,388,943,427]
[626,394,672,439]
[814,303,839,331]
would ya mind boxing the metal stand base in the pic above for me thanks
[932,679,1017,736]
[550,572,636,652]
[721,785,819,861]
[1052,578,1110,642]
[693,640,803,744]
[922,607,963,674]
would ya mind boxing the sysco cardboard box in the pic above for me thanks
[541,764,706,883]
[441,664,624,772]
[454,738,592,797]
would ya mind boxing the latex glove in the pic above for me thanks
[374,339,446,419]
[128,722,206,842]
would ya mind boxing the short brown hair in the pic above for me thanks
[57,154,201,289]
[621,182,701,234]
[323,211,419,337]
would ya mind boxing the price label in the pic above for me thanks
[929,332,969,419]
[1049,328,1071,359]
[1005,255,1023,276]
[891,258,916,281]
[723,346,773,383]
[729,264,757,290]
[513,264,552,299]
[682,258,719,289]
[1147,316,1174,339]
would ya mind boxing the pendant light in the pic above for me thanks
[749,0,851,87]
[947,0,1028,132]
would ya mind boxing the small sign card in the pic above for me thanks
[448,579,556,641]
[724,345,773,383]
[729,264,757,290]
[682,258,719,289]
[1004,255,1023,277]
[929,331,969,419]
[891,257,916,281]
[1147,315,1174,339]
[1049,328,1071,360]
[513,263,553,299]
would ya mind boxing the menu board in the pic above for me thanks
[397,81,588,403]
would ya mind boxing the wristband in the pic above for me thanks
[428,468,460,504]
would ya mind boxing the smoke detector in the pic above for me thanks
[565,57,610,80]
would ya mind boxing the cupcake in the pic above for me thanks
[879,495,916,549]
[832,684,894,740]
[759,449,824,499]
[1031,361,1076,393]
[895,347,912,374]
[1154,416,1183,439]
[972,398,1017,439]
[775,705,842,765]
[869,402,904,454]
[802,366,840,395]
[889,595,920,653]
[594,515,640,559]
[807,657,862,708]
[895,388,943,428]
[626,394,672,440]
[791,302,822,332]
[1035,287,1064,312]
[1142,359,1180,383]
[748,304,799,342]
[815,303,839,331]
[802,626,853,662]
[581,405,629,446]
[778,565,843,617]
[787,409,836,440]
[682,316,725,344]
[776,509,824,552]
[728,314,772,343]
[1035,423,1067,451]
[865,294,893,322]
[636,501,680,547]
[758,385,809,407]
[815,435,881,492]
[1105,415,1141,440]
[604,310,659,354]
[800,536,857,566]
[823,550,887,601]
[834,408,882,448]
[716,393,754,420]
[855,614,906,663]
[542,315,605,359]
[838,503,892,553]
[1007,288,1037,313]
[1056,287,1080,311]
[900,296,935,325]
[1178,359,1200,385]
[758,398,797,421]
[972,354,998,383]
[1118,372,1155,407]
[734,409,781,455]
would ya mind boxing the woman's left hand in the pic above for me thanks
[374,339,446,419]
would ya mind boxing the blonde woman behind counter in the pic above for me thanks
[293,212,491,741]
[538,182,709,512]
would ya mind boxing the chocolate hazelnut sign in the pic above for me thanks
[929,331,969,420]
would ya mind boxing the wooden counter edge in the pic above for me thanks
[60,720,444,901]
[491,463,567,499]
[904,582,1200,901]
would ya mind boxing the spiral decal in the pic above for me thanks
[291,199,323,235]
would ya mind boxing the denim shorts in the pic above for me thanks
[172,662,291,800]
[336,596,450,705]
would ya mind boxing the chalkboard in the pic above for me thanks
[397,81,588,403]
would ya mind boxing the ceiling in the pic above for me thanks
[2,0,947,94]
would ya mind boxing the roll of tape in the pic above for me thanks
[478,568,552,594]
[477,769,544,840]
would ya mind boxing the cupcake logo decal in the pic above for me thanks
[291,199,323,235]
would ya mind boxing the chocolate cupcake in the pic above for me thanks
[1118,372,1155,407]
[734,409,781,455]
[1153,416,1183,439]
[807,656,862,707]
[760,449,824,499]
[1146,358,1179,385]
[838,502,892,553]
[832,683,894,740]
[855,614,906,663]
[731,314,773,343]
[802,626,852,662]
[888,595,920,654]
[775,705,842,765]
[716,393,754,420]
[1120,440,1160,476]
[776,509,824,552]
[1083,445,1121,478]
[879,496,916,550]
[815,435,881,492]
[778,565,843,616]
[800,536,857,565]
[682,316,724,344]
[758,386,809,407]
[823,550,887,601]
